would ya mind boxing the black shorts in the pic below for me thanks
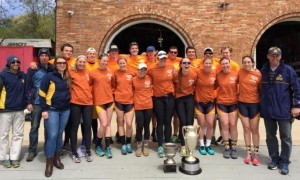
[95,102,114,113]
[195,101,215,115]
[115,101,134,113]
[238,102,259,119]
[216,103,238,114]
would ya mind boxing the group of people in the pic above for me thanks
[0,42,299,177]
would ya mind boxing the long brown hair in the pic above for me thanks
[54,56,72,88]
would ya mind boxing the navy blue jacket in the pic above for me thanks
[39,70,70,112]
[25,63,53,105]
[260,60,300,119]
[0,67,26,112]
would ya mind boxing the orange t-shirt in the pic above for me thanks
[127,55,147,72]
[89,68,114,105]
[147,64,175,97]
[86,60,100,72]
[238,68,262,103]
[107,58,119,73]
[173,70,197,98]
[113,69,135,104]
[195,69,217,103]
[132,75,153,110]
[190,58,202,69]
[167,57,181,71]
[216,70,238,105]
[69,69,93,105]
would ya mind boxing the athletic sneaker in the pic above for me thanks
[223,149,231,159]
[121,144,127,155]
[199,146,207,155]
[95,146,105,157]
[157,146,164,158]
[216,136,223,145]
[252,155,260,166]
[72,154,81,163]
[85,152,93,162]
[268,160,279,170]
[244,154,251,164]
[77,145,86,158]
[171,135,177,143]
[11,160,20,168]
[3,160,12,168]
[231,149,238,159]
[105,147,113,159]
[205,146,215,155]
[279,163,289,175]
[126,144,133,154]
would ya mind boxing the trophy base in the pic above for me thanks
[179,157,202,175]
[163,164,177,173]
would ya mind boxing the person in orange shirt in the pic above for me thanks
[89,53,114,159]
[107,45,120,73]
[195,58,217,156]
[148,50,175,158]
[173,58,196,156]
[167,46,181,143]
[216,57,239,159]
[186,46,201,69]
[220,46,240,72]
[132,63,153,157]
[126,42,147,72]
[238,55,262,165]
[113,57,135,155]
[69,55,93,163]
[84,47,100,146]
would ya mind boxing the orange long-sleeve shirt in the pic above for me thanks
[173,70,197,98]
[194,69,217,103]
[69,69,93,105]
[132,75,153,110]
[89,68,114,105]
[216,70,239,105]
[147,64,175,97]
[113,69,135,104]
[238,68,262,103]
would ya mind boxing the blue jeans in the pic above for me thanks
[28,105,47,153]
[264,118,292,164]
[45,109,70,157]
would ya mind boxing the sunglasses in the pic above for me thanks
[169,51,178,54]
[11,61,21,64]
[204,53,213,55]
[182,62,191,65]
[56,62,67,65]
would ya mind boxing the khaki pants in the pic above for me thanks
[0,111,25,160]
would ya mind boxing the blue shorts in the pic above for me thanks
[115,101,134,113]
[95,102,114,113]
[238,102,260,119]
[195,102,215,115]
[216,104,238,114]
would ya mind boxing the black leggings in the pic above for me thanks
[135,109,153,142]
[153,94,175,146]
[175,94,195,146]
[70,103,93,154]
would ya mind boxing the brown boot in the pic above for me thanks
[53,152,64,169]
[135,142,142,157]
[143,140,150,156]
[45,157,54,177]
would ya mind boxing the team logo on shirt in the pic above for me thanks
[144,80,151,88]
[250,75,258,83]
[276,74,283,81]
[189,79,194,86]
[229,77,237,83]
[107,73,112,80]
[167,70,173,76]
[126,74,133,81]
[210,77,216,84]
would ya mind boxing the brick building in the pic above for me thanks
[56,0,300,71]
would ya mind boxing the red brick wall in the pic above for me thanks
[56,0,300,64]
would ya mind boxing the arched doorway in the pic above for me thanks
[256,19,300,76]
[104,20,188,58]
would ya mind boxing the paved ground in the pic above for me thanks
[1,115,300,179]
